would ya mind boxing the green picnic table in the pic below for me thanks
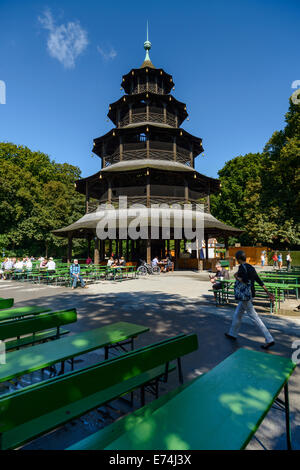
[0,321,150,383]
[218,279,296,313]
[0,306,51,322]
[0,298,14,310]
[71,348,295,450]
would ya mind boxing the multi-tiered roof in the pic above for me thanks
[53,33,242,262]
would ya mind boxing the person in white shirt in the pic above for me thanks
[107,257,114,267]
[152,256,159,266]
[286,252,292,271]
[14,259,24,272]
[46,258,56,272]
[25,258,32,271]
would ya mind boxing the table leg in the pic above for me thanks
[284,383,292,450]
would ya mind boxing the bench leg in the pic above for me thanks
[141,385,145,407]
[177,357,184,384]
[104,345,109,360]
[284,383,292,450]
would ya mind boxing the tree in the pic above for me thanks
[211,97,300,248]
[0,143,85,256]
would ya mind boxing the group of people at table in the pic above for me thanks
[152,255,174,272]
[0,256,34,279]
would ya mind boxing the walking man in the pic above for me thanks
[70,259,88,289]
[225,250,275,349]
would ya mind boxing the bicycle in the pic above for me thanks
[136,259,160,276]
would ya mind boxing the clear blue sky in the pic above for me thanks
[1,0,299,178]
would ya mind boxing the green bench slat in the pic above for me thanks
[4,329,70,352]
[0,309,77,340]
[88,348,295,451]
[0,334,198,449]
[0,299,14,310]
[0,306,51,322]
[1,363,176,450]
[0,322,150,382]
[67,377,199,450]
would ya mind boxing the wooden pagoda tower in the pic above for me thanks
[54,32,242,266]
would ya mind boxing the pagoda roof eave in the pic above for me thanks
[74,160,220,193]
[93,124,203,155]
[52,209,243,239]
[108,92,187,112]
[121,68,175,93]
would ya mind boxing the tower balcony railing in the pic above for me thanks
[87,197,209,213]
[131,84,165,95]
[119,111,176,127]
[104,146,191,166]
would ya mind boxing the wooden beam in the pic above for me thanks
[94,238,100,265]
[146,238,151,264]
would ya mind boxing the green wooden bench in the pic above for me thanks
[0,306,51,322]
[0,298,14,310]
[0,321,150,383]
[0,308,77,351]
[0,333,198,449]
[68,348,296,451]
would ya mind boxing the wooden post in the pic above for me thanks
[129,103,132,124]
[67,233,73,264]
[190,143,194,168]
[184,179,189,203]
[108,178,112,204]
[146,173,150,207]
[119,136,123,161]
[146,134,150,159]
[163,103,167,124]
[205,234,209,261]
[85,182,89,214]
[173,136,177,161]
[94,238,100,265]
[147,238,151,264]
[224,236,229,258]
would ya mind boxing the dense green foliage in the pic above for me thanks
[211,97,300,248]
[0,143,86,257]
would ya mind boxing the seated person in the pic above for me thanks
[70,259,88,289]
[46,257,56,273]
[14,258,24,273]
[3,258,13,279]
[107,256,114,267]
[25,257,32,271]
[86,256,92,265]
[152,256,159,267]
[209,263,229,300]
[112,258,120,268]
[119,256,126,266]
[40,258,47,269]
[165,255,174,272]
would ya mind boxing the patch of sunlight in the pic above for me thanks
[246,386,272,404]
[124,366,142,380]
[220,388,272,415]
[107,329,123,342]
[130,419,156,443]
[165,434,190,450]
[20,354,44,366]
